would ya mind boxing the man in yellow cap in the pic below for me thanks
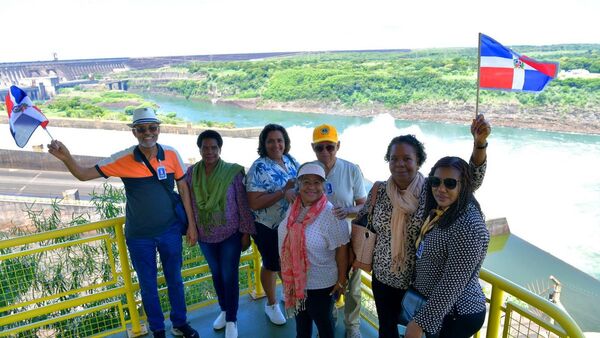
[311,124,366,338]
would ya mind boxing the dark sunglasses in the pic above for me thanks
[429,176,458,190]
[314,144,336,152]
[134,125,159,133]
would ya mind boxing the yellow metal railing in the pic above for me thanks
[0,217,264,337]
[479,269,584,338]
[0,217,585,337]
[357,268,584,338]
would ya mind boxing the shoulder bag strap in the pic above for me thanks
[139,150,179,208]
[366,181,382,231]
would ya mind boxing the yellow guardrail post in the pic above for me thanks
[250,240,265,299]
[486,284,504,338]
[480,269,584,338]
[114,221,147,337]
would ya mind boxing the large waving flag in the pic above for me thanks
[5,85,49,148]
[479,34,559,92]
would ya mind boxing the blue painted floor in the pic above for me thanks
[116,293,380,337]
[179,294,378,338]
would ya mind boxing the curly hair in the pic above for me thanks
[423,156,482,229]
[384,135,427,167]
[196,129,223,149]
[257,124,291,157]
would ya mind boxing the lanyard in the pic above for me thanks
[415,208,446,250]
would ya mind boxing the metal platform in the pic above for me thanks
[114,292,379,338]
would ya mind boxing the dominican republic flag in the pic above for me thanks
[479,34,559,92]
[5,85,49,148]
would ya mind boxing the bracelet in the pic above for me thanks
[476,142,488,149]
[337,281,347,289]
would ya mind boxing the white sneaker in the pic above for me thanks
[264,303,286,325]
[225,321,238,338]
[213,311,226,330]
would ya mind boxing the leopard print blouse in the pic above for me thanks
[356,161,486,289]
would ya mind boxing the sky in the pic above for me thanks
[2,0,599,63]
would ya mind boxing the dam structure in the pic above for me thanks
[0,49,409,100]
[0,52,299,99]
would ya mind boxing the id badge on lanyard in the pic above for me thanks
[157,161,167,180]
[416,240,424,259]
[325,181,334,196]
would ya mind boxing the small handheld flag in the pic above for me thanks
[478,34,559,92]
[5,85,51,148]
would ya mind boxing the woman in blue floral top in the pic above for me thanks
[246,123,299,326]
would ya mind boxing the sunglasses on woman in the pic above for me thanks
[429,176,458,190]
[134,125,160,133]
[314,144,336,152]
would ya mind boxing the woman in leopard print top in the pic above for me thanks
[354,115,490,338]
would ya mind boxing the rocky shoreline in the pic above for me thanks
[219,98,600,135]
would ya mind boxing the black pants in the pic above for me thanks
[372,276,406,338]
[295,286,335,338]
[436,310,486,338]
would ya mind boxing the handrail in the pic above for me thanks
[0,216,265,337]
[359,268,584,337]
[0,217,125,250]
[479,268,585,338]
[0,218,586,338]
[358,267,584,337]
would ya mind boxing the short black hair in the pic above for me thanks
[197,130,223,149]
[424,156,482,229]
[384,135,426,167]
[257,124,291,158]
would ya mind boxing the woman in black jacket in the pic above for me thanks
[405,156,489,338]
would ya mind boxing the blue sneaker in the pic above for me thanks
[152,330,166,338]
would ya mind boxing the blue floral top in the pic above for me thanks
[245,154,300,228]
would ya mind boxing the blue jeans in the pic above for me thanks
[199,232,242,322]
[126,222,187,332]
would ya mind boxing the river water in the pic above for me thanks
[150,93,600,280]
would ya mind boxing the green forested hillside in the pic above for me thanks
[136,45,600,110]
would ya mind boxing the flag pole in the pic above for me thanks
[475,32,482,118]
[44,127,55,141]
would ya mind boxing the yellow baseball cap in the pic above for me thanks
[312,124,338,143]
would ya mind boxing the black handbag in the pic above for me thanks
[139,152,189,234]
[399,287,427,325]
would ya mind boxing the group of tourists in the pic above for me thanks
[48,107,491,338]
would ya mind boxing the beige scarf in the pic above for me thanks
[386,172,425,272]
